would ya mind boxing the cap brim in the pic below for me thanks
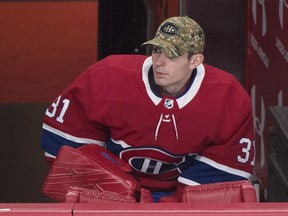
[142,38,179,58]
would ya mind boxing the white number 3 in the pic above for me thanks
[237,138,254,165]
[45,96,70,123]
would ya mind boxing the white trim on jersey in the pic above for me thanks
[141,56,206,109]
[176,63,205,109]
[44,151,56,158]
[142,57,162,105]
[42,123,106,146]
[111,137,132,148]
[195,155,252,179]
[177,176,201,186]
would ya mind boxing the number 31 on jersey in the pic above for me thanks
[45,96,70,123]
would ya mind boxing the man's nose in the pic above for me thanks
[154,53,166,66]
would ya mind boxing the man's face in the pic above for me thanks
[151,47,195,95]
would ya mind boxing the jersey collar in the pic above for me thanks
[142,56,205,109]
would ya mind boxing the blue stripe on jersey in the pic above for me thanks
[106,137,125,156]
[179,159,247,185]
[41,129,82,156]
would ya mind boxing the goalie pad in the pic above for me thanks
[64,187,153,203]
[159,180,256,203]
[42,145,140,202]
[65,186,137,203]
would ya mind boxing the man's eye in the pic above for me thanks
[152,47,161,53]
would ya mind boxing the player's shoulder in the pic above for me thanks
[201,64,251,100]
[203,64,235,80]
[203,64,243,88]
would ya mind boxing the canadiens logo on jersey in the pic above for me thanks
[119,147,195,180]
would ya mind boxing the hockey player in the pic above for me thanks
[41,16,255,202]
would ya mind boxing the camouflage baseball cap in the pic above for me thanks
[142,16,205,58]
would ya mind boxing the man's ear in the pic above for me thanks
[190,54,204,69]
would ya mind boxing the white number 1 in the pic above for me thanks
[45,96,70,123]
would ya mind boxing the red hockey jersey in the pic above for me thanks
[41,55,255,190]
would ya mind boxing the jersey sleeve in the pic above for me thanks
[178,82,255,186]
[41,66,109,157]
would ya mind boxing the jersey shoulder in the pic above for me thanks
[202,64,249,97]
[203,64,238,83]
[64,54,149,95]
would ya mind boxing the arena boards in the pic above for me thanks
[1,203,288,216]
